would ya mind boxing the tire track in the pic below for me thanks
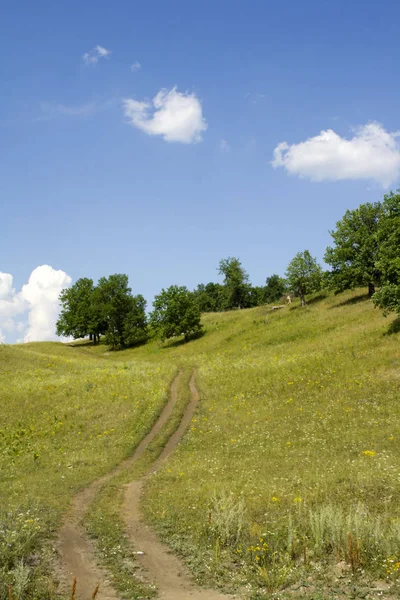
[122,373,237,600]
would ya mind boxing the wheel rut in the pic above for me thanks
[56,371,235,600]
[122,373,236,599]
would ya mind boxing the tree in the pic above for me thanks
[324,202,383,297]
[123,294,148,347]
[218,257,250,310]
[94,274,147,350]
[56,278,105,342]
[193,282,225,313]
[372,191,400,316]
[150,285,203,342]
[264,274,288,304]
[286,250,322,306]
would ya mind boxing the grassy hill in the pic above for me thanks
[1,289,400,598]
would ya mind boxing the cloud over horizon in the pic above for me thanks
[0,266,71,344]
[123,87,207,143]
[271,122,400,187]
[83,45,111,65]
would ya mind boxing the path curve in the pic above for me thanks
[122,373,237,600]
[56,373,182,599]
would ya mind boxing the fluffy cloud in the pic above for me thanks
[0,273,24,320]
[130,61,141,72]
[0,266,71,343]
[271,122,400,187]
[123,87,207,143]
[83,45,111,65]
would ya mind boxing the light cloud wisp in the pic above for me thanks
[83,45,111,65]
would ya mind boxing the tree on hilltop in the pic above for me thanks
[372,191,400,316]
[264,274,288,304]
[324,202,382,297]
[286,250,322,306]
[56,278,105,343]
[218,257,250,310]
[150,285,202,342]
[94,274,147,350]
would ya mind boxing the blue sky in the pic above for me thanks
[1,0,400,342]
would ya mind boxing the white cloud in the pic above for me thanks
[83,45,111,65]
[220,139,230,152]
[0,330,5,344]
[21,266,72,343]
[0,273,24,320]
[0,266,71,343]
[123,87,207,144]
[130,61,141,72]
[271,122,400,187]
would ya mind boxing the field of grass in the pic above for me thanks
[0,342,175,597]
[120,290,400,597]
[2,289,400,599]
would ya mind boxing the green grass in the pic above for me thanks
[84,369,193,599]
[2,289,400,598]
[0,342,175,597]
[129,291,400,596]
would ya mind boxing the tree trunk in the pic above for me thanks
[300,293,306,307]
[368,282,375,297]
[89,333,93,341]
[93,334,97,344]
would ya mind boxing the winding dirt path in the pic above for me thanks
[122,373,236,600]
[56,373,182,599]
[57,371,235,600]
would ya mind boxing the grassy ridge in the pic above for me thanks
[0,342,175,596]
[130,291,400,596]
[2,289,400,598]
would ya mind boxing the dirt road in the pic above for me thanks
[56,371,235,600]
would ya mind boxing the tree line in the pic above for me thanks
[56,190,400,349]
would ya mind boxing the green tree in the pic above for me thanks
[56,278,104,342]
[264,274,288,304]
[286,250,322,306]
[218,257,250,310]
[123,294,148,347]
[94,274,147,350]
[324,202,383,297]
[372,191,400,316]
[193,282,225,313]
[150,285,203,342]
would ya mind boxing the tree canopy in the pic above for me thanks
[150,285,203,342]
[218,257,250,310]
[324,202,382,297]
[286,250,322,306]
[372,191,400,316]
[56,274,147,350]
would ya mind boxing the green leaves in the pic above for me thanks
[150,285,202,342]
[372,191,400,316]
[286,250,322,305]
[56,274,147,350]
[324,202,382,296]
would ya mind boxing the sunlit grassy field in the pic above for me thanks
[124,291,400,597]
[0,342,175,596]
[2,289,400,599]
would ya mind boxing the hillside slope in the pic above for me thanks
[1,290,400,599]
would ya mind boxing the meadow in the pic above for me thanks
[0,342,175,597]
[1,289,400,599]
